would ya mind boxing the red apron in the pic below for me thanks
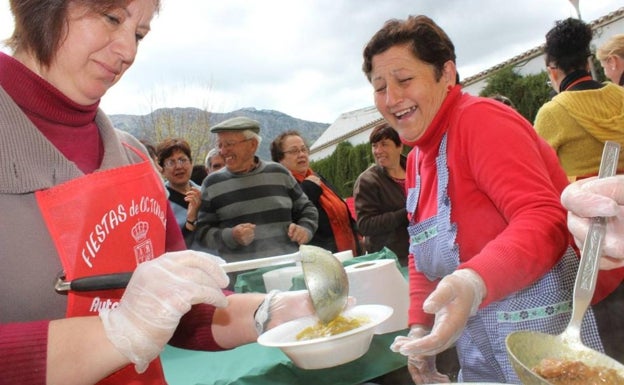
[36,145,168,384]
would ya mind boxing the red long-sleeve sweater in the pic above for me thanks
[405,86,624,327]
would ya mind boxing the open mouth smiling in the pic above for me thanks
[394,106,417,120]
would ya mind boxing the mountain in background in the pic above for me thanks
[110,107,330,160]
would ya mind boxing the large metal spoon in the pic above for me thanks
[55,244,349,323]
[505,141,624,384]
[299,244,349,324]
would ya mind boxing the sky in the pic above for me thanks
[0,1,622,124]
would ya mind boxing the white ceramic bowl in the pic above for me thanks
[257,304,393,370]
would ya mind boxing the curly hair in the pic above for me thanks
[544,17,592,72]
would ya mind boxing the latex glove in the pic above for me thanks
[99,250,229,373]
[258,290,356,334]
[561,175,624,269]
[391,326,450,384]
[393,269,485,357]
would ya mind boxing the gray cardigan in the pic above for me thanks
[0,86,148,323]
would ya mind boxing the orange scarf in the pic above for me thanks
[294,169,357,254]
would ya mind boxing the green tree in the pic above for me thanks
[479,66,551,123]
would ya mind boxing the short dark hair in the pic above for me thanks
[362,15,456,83]
[139,139,157,159]
[156,138,192,168]
[369,123,401,146]
[270,130,303,162]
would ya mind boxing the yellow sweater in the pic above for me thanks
[534,82,624,179]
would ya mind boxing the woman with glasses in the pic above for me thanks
[0,1,317,383]
[156,138,212,252]
[270,130,361,256]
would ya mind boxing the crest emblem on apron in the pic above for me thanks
[132,220,154,264]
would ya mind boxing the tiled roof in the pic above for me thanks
[310,106,383,152]
[463,7,624,86]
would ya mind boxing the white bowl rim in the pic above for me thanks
[257,304,393,348]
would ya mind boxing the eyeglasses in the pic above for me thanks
[163,157,190,168]
[283,146,309,156]
[217,138,251,150]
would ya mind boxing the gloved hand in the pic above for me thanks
[561,175,624,269]
[99,250,229,373]
[260,290,315,333]
[392,269,485,357]
[258,290,357,334]
[391,326,450,384]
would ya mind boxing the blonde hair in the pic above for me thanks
[597,34,624,61]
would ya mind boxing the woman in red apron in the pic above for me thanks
[0,1,315,384]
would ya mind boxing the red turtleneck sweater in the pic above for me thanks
[0,53,104,173]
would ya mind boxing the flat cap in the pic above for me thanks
[210,117,260,133]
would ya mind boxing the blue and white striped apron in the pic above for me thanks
[407,134,604,383]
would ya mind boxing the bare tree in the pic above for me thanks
[138,81,218,164]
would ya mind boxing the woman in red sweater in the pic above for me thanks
[0,1,314,384]
[362,15,623,383]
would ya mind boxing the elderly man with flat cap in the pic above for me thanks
[193,117,318,285]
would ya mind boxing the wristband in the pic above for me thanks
[254,290,280,335]
[186,218,197,226]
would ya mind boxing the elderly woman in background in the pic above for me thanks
[0,1,315,383]
[156,137,211,251]
[597,33,624,86]
[270,130,360,256]
[362,14,617,383]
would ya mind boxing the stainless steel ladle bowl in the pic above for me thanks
[299,244,349,324]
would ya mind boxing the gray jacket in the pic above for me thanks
[0,86,148,323]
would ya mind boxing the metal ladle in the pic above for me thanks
[55,245,348,323]
[505,141,624,384]
[299,244,349,323]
